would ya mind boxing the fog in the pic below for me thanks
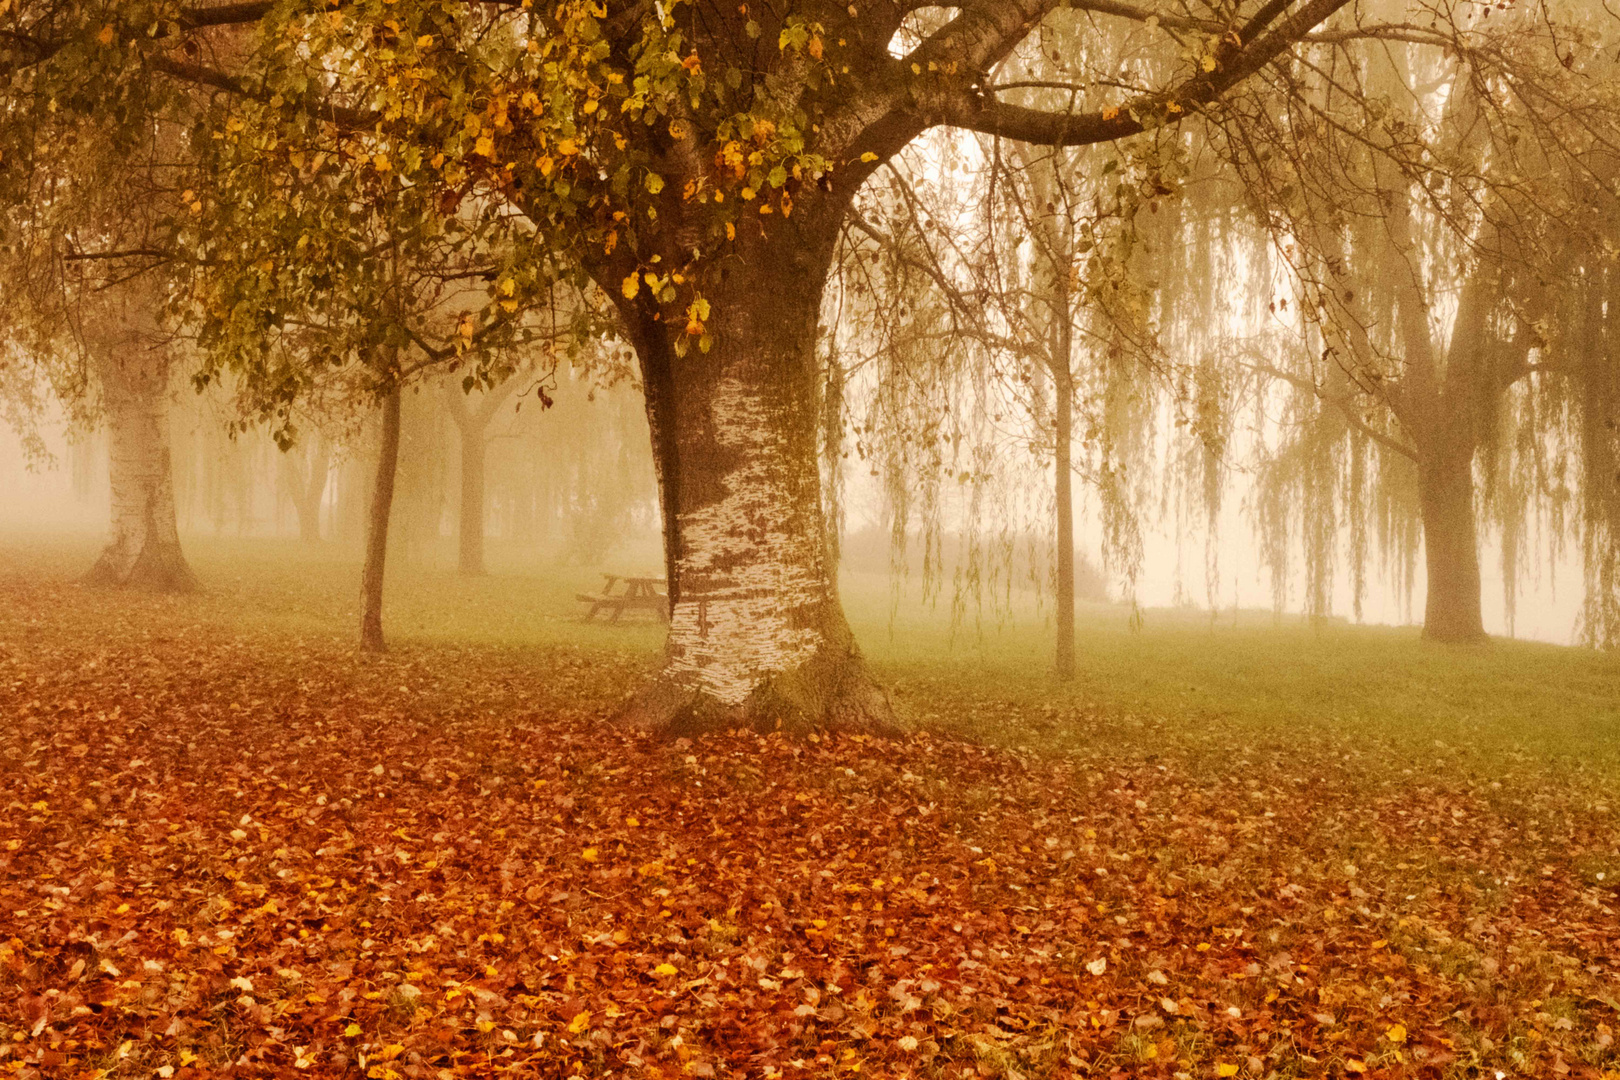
[0,371,1585,646]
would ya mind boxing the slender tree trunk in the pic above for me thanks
[446,381,515,576]
[84,348,198,592]
[458,427,487,576]
[1049,263,1077,681]
[1417,444,1487,643]
[1053,361,1076,680]
[611,238,899,736]
[294,435,330,545]
[359,386,402,653]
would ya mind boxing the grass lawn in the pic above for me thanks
[2,531,1618,1080]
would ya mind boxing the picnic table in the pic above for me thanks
[577,574,669,623]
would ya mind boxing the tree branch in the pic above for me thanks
[1242,357,1419,463]
[148,55,380,129]
[923,0,1356,146]
[176,2,277,29]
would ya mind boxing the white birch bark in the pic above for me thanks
[664,377,831,705]
[84,310,196,592]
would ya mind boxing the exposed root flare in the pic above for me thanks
[617,647,907,738]
[83,545,199,594]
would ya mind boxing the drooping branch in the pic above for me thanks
[1242,357,1420,464]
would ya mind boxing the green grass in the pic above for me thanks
[4,527,1617,785]
[859,583,1620,780]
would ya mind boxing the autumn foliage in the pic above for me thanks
[3,575,1619,1079]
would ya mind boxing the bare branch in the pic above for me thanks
[923,0,1356,146]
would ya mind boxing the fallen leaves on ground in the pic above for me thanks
[1,580,1619,1079]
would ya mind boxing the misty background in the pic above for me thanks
[0,362,1583,645]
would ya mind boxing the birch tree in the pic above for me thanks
[4,0,1363,729]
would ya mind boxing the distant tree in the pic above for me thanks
[6,0,1363,727]
[443,377,517,575]
[0,94,199,590]
[1217,1,1620,642]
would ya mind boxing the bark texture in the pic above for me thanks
[1417,447,1486,643]
[84,326,197,593]
[1398,266,1500,645]
[359,386,402,653]
[610,226,900,736]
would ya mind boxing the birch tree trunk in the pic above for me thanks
[359,386,402,653]
[84,341,197,592]
[610,232,898,736]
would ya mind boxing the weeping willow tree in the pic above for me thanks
[825,14,1279,674]
[1209,0,1620,643]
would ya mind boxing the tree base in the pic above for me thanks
[83,543,199,594]
[359,616,387,654]
[1421,624,1489,645]
[618,650,907,738]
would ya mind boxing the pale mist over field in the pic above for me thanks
[0,387,1584,647]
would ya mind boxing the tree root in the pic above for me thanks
[617,646,908,738]
[84,543,199,593]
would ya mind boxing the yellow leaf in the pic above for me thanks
[1201,53,1217,72]
[1102,106,1120,121]
[621,274,640,299]
[568,1010,591,1033]
[1386,1023,1407,1044]
[373,154,391,172]
[376,1044,405,1061]
[1216,1066,1239,1078]
[557,138,579,156]
[416,34,433,47]
[474,134,494,157]
[653,963,678,976]
[859,151,878,163]
[344,1023,361,1037]
[97,24,116,45]
[725,222,736,241]
[475,1018,495,1033]
[1345,1061,1367,1075]
[178,1051,198,1067]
